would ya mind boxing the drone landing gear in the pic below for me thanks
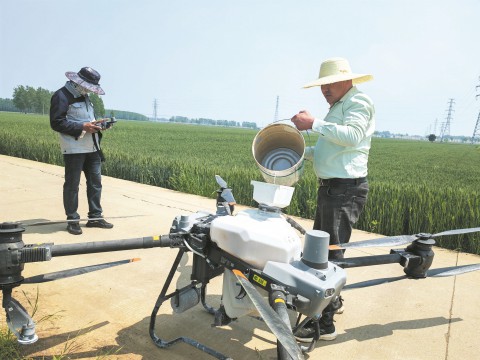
[149,249,232,360]
[292,315,320,353]
[2,287,38,344]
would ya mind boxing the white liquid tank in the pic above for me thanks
[210,208,302,270]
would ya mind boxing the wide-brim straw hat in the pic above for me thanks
[65,67,105,95]
[303,57,373,88]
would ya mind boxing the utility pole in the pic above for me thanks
[153,99,158,121]
[274,95,279,122]
[439,98,454,142]
[471,77,480,144]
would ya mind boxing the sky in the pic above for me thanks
[1,0,479,136]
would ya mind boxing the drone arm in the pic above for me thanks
[49,235,183,257]
[332,253,404,269]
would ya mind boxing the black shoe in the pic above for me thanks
[86,219,113,229]
[67,222,82,235]
[334,296,345,314]
[294,320,337,343]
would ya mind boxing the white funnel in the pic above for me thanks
[251,180,294,208]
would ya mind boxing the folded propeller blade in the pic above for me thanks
[215,175,228,189]
[215,175,236,204]
[331,227,480,250]
[23,258,141,284]
[232,270,304,360]
[427,263,480,277]
[221,189,236,204]
[344,263,480,290]
[330,235,417,250]
[343,275,408,290]
[431,227,480,238]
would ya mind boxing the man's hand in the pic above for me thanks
[291,110,314,131]
[82,122,102,133]
[92,118,116,130]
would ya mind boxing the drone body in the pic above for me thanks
[170,206,347,323]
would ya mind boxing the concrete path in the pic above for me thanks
[0,154,479,360]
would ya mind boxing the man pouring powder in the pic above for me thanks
[291,57,375,342]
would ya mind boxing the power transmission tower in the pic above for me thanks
[153,99,158,121]
[274,95,279,122]
[472,114,480,143]
[471,78,480,144]
[439,98,454,141]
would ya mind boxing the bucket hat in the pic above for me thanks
[303,57,373,88]
[65,67,105,95]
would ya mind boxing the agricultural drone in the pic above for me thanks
[1,175,480,360]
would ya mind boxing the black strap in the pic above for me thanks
[58,87,88,141]
[85,94,105,162]
[92,133,105,162]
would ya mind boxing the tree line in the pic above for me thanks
[9,85,105,117]
[3,85,145,121]
[168,116,258,129]
[3,85,256,127]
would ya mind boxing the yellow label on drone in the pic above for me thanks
[253,274,267,287]
[153,236,159,241]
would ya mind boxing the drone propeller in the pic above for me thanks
[22,258,141,284]
[331,227,480,250]
[215,175,236,205]
[16,215,146,228]
[343,263,480,290]
[215,175,228,189]
[427,263,480,277]
[232,270,304,360]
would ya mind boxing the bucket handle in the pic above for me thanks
[269,118,312,142]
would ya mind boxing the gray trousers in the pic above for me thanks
[63,152,103,220]
[313,180,369,260]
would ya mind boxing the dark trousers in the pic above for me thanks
[313,180,369,260]
[63,152,103,220]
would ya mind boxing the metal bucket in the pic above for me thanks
[252,123,305,186]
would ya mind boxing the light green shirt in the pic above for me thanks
[305,86,375,179]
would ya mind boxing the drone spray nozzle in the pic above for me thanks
[171,284,201,313]
[2,288,38,345]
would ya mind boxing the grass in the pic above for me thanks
[0,327,24,360]
[0,288,121,360]
[0,112,479,254]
